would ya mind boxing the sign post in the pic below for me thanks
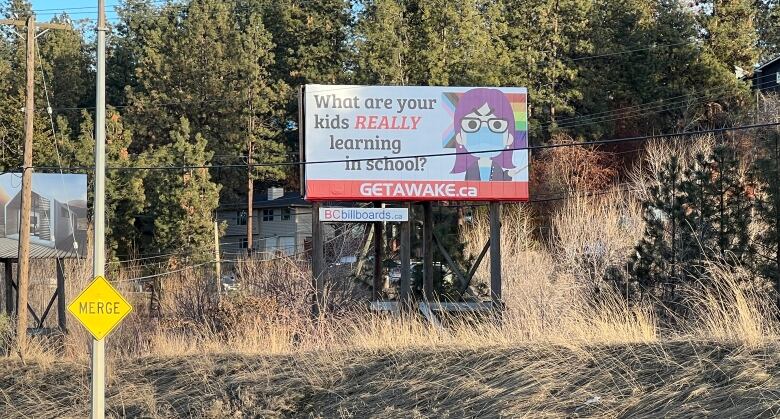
[90,0,109,417]
[67,276,132,417]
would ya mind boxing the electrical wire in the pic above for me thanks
[23,121,780,174]
[35,36,86,271]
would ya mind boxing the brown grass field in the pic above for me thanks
[3,136,780,418]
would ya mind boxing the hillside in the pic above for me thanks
[2,341,779,418]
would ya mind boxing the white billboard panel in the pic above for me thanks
[302,85,529,201]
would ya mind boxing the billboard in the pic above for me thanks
[0,173,88,258]
[302,85,529,201]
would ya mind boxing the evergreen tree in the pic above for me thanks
[263,0,352,87]
[501,0,592,139]
[63,110,146,259]
[630,155,684,302]
[0,0,75,171]
[117,0,288,201]
[141,117,220,259]
[756,0,780,61]
[695,0,757,110]
[755,129,780,302]
[701,0,759,72]
[354,0,410,85]
[631,140,759,311]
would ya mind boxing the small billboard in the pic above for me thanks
[0,173,88,258]
[301,85,529,201]
[320,207,409,222]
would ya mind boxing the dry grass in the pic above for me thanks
[3,341,780,418]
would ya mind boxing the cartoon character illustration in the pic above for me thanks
[449,88,527,181]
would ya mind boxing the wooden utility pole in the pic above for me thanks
[214,220,221,298]
[16,14,35,357]
[0,15,68,357]
[246,138,254,255]
[246,92,256,256]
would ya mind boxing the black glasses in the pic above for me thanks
[460,117,509,133]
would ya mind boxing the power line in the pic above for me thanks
[24,121,780,173]
[569,40,699,62]
[545,74,778,129]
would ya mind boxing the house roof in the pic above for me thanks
[0,237,80,259]
[757,55,780,72]
[220,191,310,210]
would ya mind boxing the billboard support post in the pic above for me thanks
[56,258,66,332]
[422,202,433,301]
[372,202,383,301]
[489,202,502,308]
[399,203,411,306]
[311,202,325,317]
[4,261,12,316]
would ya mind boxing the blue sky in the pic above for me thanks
[29,0,120,22]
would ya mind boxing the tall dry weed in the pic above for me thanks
[551,190,643,291]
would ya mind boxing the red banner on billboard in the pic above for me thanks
[306,180,529,201]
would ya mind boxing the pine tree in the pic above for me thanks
[117,0,288,201]
[501,0,592,139]
[631,155,684,302]
[631,140,759,311]
[756,0,780,61]
[755,129,780,303]
[263,0,352,87]
[142,117,220,260]
[354,0,410,85]
[61,110,146,259]
[702,0,759,72]
[695,0,757,110]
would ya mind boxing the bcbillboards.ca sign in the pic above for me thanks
[320,207,409,222]
[301,85,529,201]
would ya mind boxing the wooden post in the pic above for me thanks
[246,139,254,256]
[399,203,412,305]
[56,258,66,332]
[4,261,12,316]
[489,202,502,306]
[311,202,324,316]
[214,220,221,299]
[15,14,37,355]
[422,202,434,300]
[0,15,69,355]
[372,202,383,301]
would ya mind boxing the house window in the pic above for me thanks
[281,208,291,221]
[237,210,247,226]
[278,236,295,256]
[240,238,248,249]
[60,206,69,218]
[262,209,274,221]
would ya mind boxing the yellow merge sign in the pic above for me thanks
[67,276,133,340]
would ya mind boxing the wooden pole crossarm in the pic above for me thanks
[0,19,71,30]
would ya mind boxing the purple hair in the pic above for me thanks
[450,88,527,174]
